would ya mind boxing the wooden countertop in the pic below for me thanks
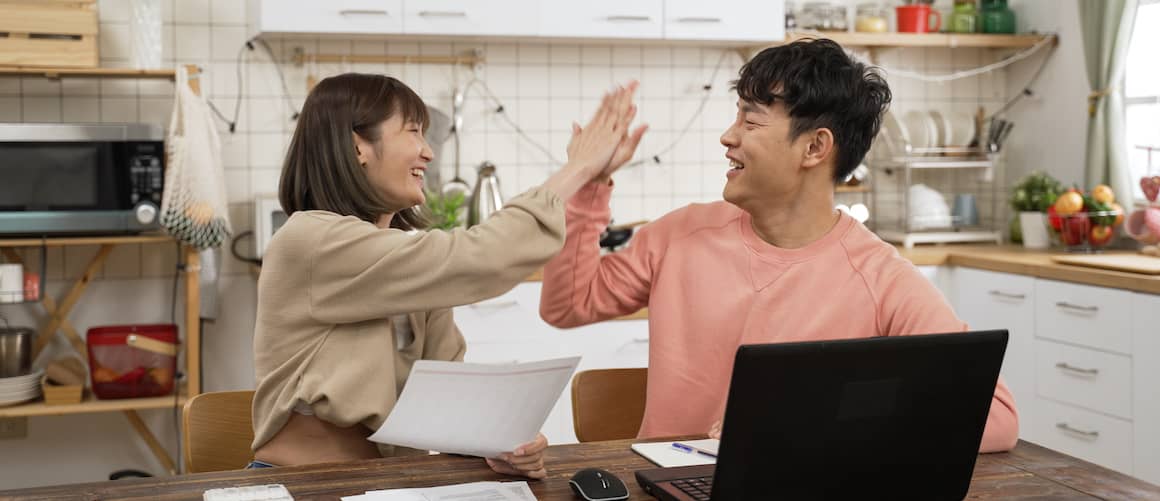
[527,245,1160,296]
[4,438,1157,500]
[897,245,1160,295]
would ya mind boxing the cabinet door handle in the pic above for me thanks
[1056,422,1100,438]
[988,290,1026,300]
[418,10,467,18]
[1055,362,1099,376]
[470,300,518,309]
[1055,301,1099,313]
[339,9,389,16]
[675,16,722,23]
[606,15,652,22]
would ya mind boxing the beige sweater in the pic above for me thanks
[252,187,565,453]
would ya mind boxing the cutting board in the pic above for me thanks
[1051,254,1160,275]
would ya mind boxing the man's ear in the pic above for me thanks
[801,128,835,171]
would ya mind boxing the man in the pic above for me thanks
[539,39,1017,452]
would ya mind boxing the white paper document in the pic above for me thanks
[369,357,580,458]
[341,481,535,501]
[631,439,720,468]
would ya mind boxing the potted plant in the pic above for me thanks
[423,190,466,231]
[1009,171,1063,249]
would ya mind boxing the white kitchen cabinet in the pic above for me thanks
[663,0,784,41]
[951,268,1038,441]
[1034,339,1132,420]
[1133,292,1160,485]
[401,0,539,36]
[1035,279,1133,355]
[1029,396,1135,475]
[250,0,403,35]
[541,1,666,40]
[457,282,649,445]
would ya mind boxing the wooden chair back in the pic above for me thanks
[570,368,647,442]
[182,390,255,473]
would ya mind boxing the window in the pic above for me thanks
[1126,0,1160,202]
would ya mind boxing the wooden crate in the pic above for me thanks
[41,375,84,405]
[0,0,98,68]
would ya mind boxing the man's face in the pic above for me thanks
[719,99,811,210]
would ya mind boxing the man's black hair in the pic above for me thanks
[733,38,892,184]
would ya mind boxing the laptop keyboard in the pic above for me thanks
[671,476,714,500]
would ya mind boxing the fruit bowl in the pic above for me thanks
[1048,210,1121,252]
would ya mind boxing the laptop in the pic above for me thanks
[635,330,1008,501]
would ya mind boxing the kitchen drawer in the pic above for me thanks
[254,0,403,34]
[402,0,538,36]
[455,283,551,344]
[539,0,663,39]
[1035,279,1132,355]
[663,0,783,41]
[1029,396,1134,476]
[1034,339,1132,420]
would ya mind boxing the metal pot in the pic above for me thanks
[0,326,34,378]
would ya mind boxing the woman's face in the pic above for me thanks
[354,114,434,211]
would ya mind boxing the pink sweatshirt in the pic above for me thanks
[540,182,1019,453]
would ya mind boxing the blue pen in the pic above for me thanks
[671,442,717,458]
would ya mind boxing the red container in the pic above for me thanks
[86,324,178,399]
[897,5,942,33]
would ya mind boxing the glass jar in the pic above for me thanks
[949,0,978,33]
[786,1,798,30]
[855,3,889,33]
[800,2,847,32]
[980,0,1016,34]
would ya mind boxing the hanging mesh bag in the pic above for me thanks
[161,65,231,249]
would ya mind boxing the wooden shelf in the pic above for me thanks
[0,67,176,79]
[0,388,187,418]
[783,32,1056,48]
[836,185,870,193]
[0,234,174,248]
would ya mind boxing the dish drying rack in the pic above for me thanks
[870,146,1003,249]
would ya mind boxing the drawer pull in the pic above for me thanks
[1055,301,1099,313]
[987,290,1026,300]
[418,10,467,18]
[676,16,722,23]
[606,15,652,22]
[1056,422,1100,438]
[339,9,389,16]
[469,300,518,309]
[1055,362,1099,376]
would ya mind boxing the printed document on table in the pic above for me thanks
[369,357,580,458]
[340,481,536,501]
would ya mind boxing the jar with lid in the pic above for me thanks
[981,0,1016,34]
[800,2,847,32]
[855,3,889,33]
[949,0,979,33]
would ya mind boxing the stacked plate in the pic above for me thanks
[0,370,44,407]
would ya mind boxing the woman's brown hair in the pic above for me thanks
[279,73,430,230]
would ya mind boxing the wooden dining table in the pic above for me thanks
[3,438,1159,500]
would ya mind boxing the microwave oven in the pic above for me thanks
[0,123,165,236]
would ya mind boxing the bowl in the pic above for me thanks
[1048,210,1121,252]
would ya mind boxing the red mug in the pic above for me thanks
[896,5,942,33]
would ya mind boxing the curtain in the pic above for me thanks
[1079,0,1138,201]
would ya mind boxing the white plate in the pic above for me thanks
[879,110,910,154]
[929,110,949,148]
[947,112,975,147]
[903,110,936,150]
[0,370,44,386]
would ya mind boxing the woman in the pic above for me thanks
[250,73,645,478]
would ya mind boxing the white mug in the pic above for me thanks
[0,264,23,303]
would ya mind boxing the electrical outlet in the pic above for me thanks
[0,417,28,439]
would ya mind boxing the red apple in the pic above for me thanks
[1047,205,1062,231]
[1090,225,1114,246]
[1062,213,1090,246]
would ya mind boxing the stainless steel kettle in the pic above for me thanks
[467,162,504,227]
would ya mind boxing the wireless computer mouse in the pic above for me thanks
[570,467,630,501]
